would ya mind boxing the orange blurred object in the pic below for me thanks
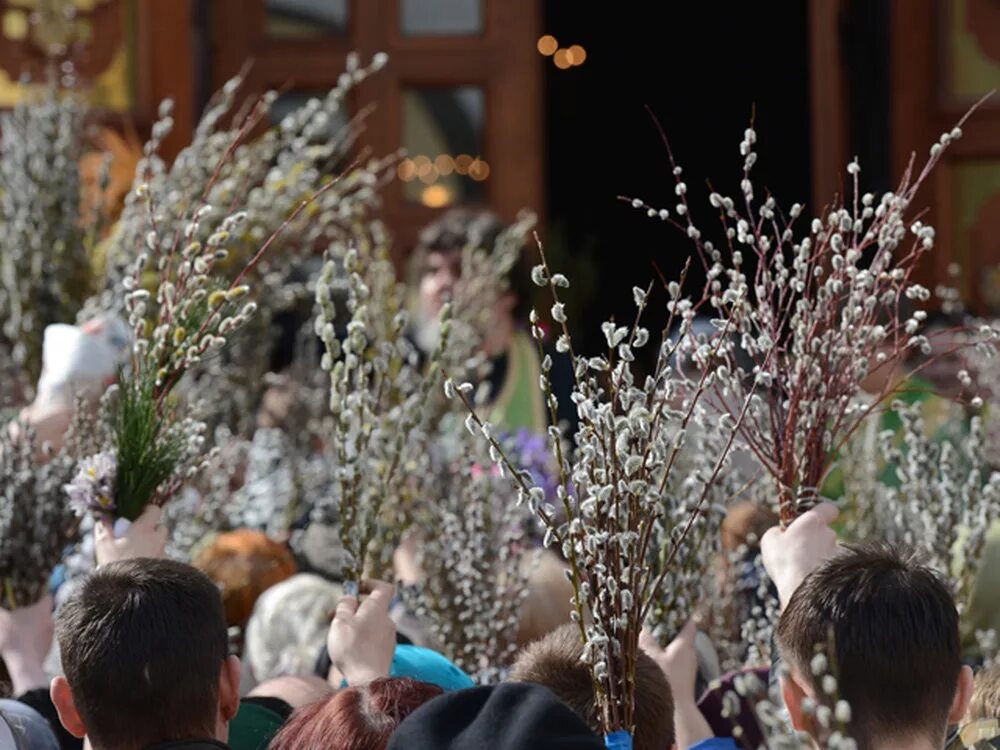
[536,34,558,56]
[193,529,297,631]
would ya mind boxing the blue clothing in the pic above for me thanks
[604,730,633,749]
[389,644,475,691]
[339,644,475,692]
[689,738,739,750]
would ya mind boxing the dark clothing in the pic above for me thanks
[696,667,769,750]
[229,697,291,750]
[15,689,288,750]
[386,682,604,750]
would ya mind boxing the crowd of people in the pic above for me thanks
[1,499,994,750]
[0,208,997,750]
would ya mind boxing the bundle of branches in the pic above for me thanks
[313,226,446,586]
[400,427,536,684]
[846,403,1000,613]
[65,86,333,522]
[627,99,993,525]
[445,244,745,739]
[83,55,394,437]
[0,84,93,383]
[0,407,100,609]
[162,426,250,561]
[644,407,739,647]
[164,423,336,563]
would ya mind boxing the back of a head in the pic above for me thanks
[776,543,961,747]
[268,678,442,750]
[56,558,228,750]
[417,209,505,255]
[515,549,575,648]
[244,572,342,683]
[508,624,674,750]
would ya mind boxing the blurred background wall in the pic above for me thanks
[2,0,1000,348]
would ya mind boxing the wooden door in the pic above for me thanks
[207,0,544,262]
[892,0,1000,313]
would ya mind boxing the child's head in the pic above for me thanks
[776,543,973,748]
[508,624,674,750]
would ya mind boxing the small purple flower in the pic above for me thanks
[64,452,117,517]
[508,429,562,502]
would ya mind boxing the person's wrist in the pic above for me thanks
[773,569,805,609]
[664,676,698,707]
[671,693,699,711]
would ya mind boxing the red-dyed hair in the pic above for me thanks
[268,677,443,750]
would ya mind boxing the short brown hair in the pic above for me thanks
[968,664,1000,720]
[508,624,674,750]
[776,543,961,748]
[56,558,228,749]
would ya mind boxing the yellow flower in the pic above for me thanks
[225,285,250,302]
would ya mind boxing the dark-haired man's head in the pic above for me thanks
[775,543,973,750]
[411,209,531,354]
[50,558,241,750]
[508,624,674,750]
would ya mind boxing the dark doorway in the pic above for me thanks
[542,3,812,356]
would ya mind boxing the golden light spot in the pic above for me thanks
[468,159,490,182]
[454,154,473,175]
[421,184,454,208]
[397,158,417,181]
[419,165,439,184]
[435,154,455,176]
[413,155,433,178]
[537,34,558,56]
[568,44,586,65]
[2,10,28,40]
[553,49,572,69]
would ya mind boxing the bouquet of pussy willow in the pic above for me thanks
[400,423,538,684]
[0,82,95,385]
[627,98,994,526]
[444,242,747,738]
[1,405,101,609]
[842,402,1000,615]
[312,227,445,586]
[65,94,333,523]
[83,53,394,438]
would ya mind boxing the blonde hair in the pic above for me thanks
[968,664,1000,720]
[516,549,575,647]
